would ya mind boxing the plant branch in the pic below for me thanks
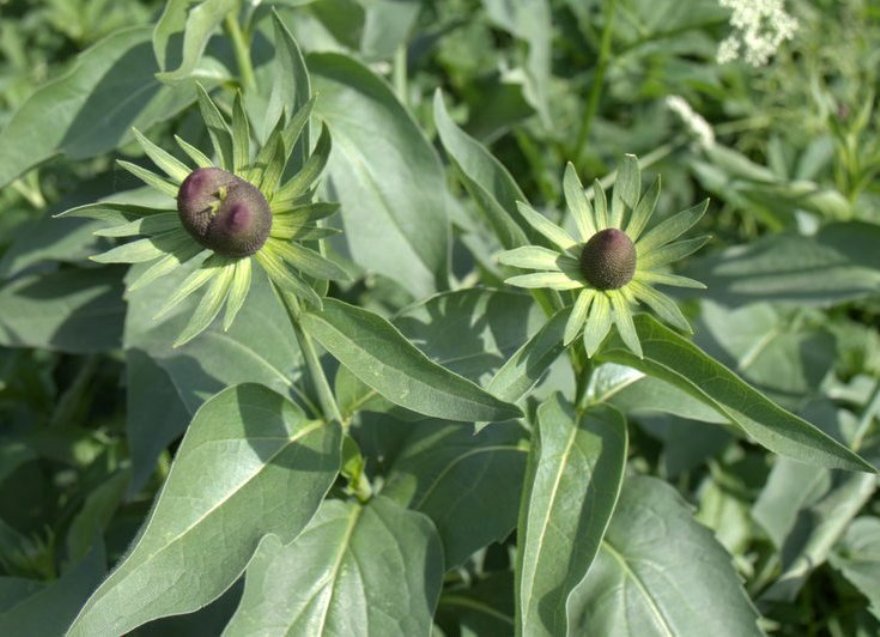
[225,12,256,93]
[277,290,343,425]
[572,0,619,167]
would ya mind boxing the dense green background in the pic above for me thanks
[1,0,879,635]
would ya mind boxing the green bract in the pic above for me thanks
[498,155,709,358]
[58,86,346,346]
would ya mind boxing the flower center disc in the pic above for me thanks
[579,228,637,290]
[177,168,272,258]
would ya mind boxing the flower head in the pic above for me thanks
[716,0,798,67]
[59,86,345,346]
[498,155,708,358]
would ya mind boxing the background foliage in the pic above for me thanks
[1,0,879,635]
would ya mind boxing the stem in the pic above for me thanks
[393,43,408,106]
[225,12,256,93]
[852,379,880,452]
[572,0,619,166]
[277,290,343,425]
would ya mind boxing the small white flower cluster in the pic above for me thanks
[717,0,798,67]
[665,96,715,149]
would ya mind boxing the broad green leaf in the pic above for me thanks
[309,53,449,297]
[486,307,569,406]
[683,222,880,308]
[132,583,243,637]
[436,572,515,636]
[590,363,728,425]
[67,384,340,636]
[360,0,421,60]
[433,91,530,250]
[154,0,237,80]
[301,298,522,422]
[223,496,443,636]
[695,453,767,556]
[597,314,875,472]
[0,27,196,188]
[483,0,551,126]
[697,301,836,408]
[567,476,762,637]
[517,396,627,637]
[754,457,877,602]
[0,215,106,279]
[392,289,543,383]
[66,469,130,563]
[0,579,44,614]
[588,363,733,477]
[830,517,880,620]
[0,544,105,636]
[124,262,305,495]
[336,288,549,419]
[381,420,528,567]
[0,266,125,353]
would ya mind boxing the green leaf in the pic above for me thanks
[0,266,124,353]
[483,0,552,126]
[67,384,340,636]
[697,301,836,407]
[230,92,250,173]
[754,458,876,602]
[0,543,105,637]
[337,288,545,418]
[271,124,331,201]
[309,53,449,297]
[567,476,763,637]
[0,579,44,614]
[485,307,569,407]
[301,298,522,422]
[517,396,627,637]
[0,27,196,188]
[433,91,530,250]
[613,154,641,215]
[132,128,191,183]
[196,84,234,171]
[267,11,312,171]
[124,264,306,494]
[154,0,237,80]
[590,363,728,425]
[436,572,515,635]
[381,420,528,567]
[830,517,880,620]
[223,496,443,636]
[683,222,880,307]
[0,215,106,279]
[597,314,875,472]
[66,469,130,563]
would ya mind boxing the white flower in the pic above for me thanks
[665,96,715,149]
[717,0,798,67]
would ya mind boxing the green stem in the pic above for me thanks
[572,0,619,166]
[852,379,880,452]
[278,290,343,425]
[225,12,256,93]
[393,43,408,106]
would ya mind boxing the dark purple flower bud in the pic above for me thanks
[177,168,271,258]
[579,228,636,290]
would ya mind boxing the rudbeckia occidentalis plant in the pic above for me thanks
[499,155,709,358]
[60,85,345,346]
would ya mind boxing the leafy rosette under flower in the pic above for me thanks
[498,155,708,358]
[59,86,346,346]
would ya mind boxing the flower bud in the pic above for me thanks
[579,228,636,290]
[177,168,271,258]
